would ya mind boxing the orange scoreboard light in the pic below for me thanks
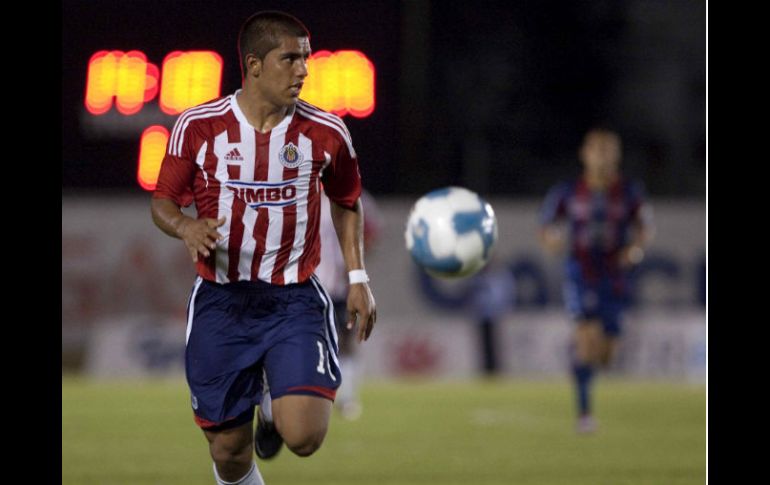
[302,50,375,118]
[159,51,223,115]
[83,48,374,191]
[136,125,170,191]
[85,50,160,115]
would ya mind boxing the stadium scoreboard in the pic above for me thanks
[83,49,375,190]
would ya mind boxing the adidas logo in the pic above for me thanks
[224,148,244,161]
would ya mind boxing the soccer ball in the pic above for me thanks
[405,186,498,278]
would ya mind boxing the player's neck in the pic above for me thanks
[584,172,618,191]
[236,88,291,133]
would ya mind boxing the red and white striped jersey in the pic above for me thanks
[153,90,362,285]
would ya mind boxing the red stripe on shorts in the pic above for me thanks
[286,385,337,401]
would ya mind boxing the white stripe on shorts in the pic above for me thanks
[309,275,340,379]
[186,276,203,345]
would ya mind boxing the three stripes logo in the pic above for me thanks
[224,147,244,161]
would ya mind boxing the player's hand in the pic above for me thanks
[618,244,644,269]
[177,216,226,263]
[540,226,564,254]
[347,283,377,342]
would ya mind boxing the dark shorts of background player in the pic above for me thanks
[184,275,341,432]
[563,262,629,337]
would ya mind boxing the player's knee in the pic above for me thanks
[284,428,327,457]
[210,438,252,467]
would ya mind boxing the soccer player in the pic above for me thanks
[316,188,382,420]
[150,11,377,485]
[539,128,653,433]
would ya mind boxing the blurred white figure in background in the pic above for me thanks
[317,188,382,420]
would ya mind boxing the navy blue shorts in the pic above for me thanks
[562,263,628,337]
[184,274,341,430]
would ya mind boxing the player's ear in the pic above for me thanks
[245,54,262,78]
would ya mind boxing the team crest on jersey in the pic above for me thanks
[279,142,304,168]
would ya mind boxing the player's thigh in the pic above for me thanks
[597,294,624,363]
[272,394,332,444]
[263,277,341,437]
[601,336,621,363]
[574,320,602,362]
[265,336,337,448]
[599,298,625,339]
[186,279,265,430]
[263,333,341,403]
[564,278,601,344]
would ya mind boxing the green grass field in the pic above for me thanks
[62,377,706,485]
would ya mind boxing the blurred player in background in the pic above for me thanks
[316,188,382,419]
[539,127,653,433]
[150,11,377,485]
[468,256,515,376]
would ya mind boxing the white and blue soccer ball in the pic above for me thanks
[405,186,498,279]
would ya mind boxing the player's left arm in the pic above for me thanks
[323,126,376,342]
[330,199,376,342]
[619,181,655,268]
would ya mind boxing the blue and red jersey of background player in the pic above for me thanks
[540,175,648,287]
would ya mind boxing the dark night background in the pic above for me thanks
[62,0,706,197]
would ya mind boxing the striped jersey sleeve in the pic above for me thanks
[153,112,198,207]
[296,100,362,209]
[321,132,362,209]
[153,96,229,207]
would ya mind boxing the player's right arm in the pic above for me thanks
[150,198,224,263]
[150,115,225,263]
[538,182,569,254]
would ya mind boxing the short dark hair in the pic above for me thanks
[585,125,620,139]
[238,11,310,77]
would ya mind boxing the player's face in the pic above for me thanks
[257,35,311,107]
[580,132,621,176]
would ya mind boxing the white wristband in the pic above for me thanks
[348,269,369,284]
